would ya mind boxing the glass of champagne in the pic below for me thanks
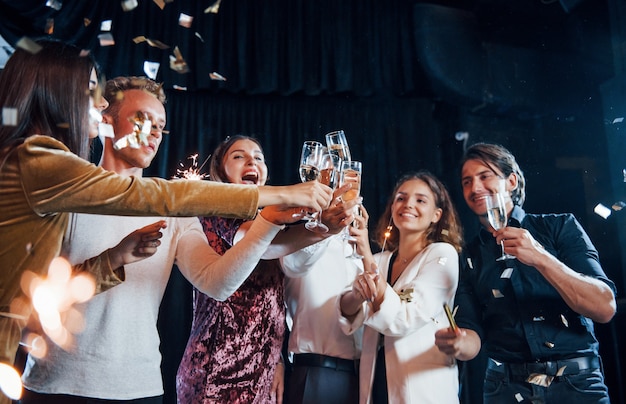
[484,193,515,261]
[325,130,352,164]
[340,160,363,258]
[298,141,329,233]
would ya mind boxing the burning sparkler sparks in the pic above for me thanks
[174,153,210,180]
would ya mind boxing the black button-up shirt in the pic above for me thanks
[455,206,616,363]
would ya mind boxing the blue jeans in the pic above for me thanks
[484,361,610,404]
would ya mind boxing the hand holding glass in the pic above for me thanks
[298,141,329,233]
[484,193,515,261]
[340,160,363,258]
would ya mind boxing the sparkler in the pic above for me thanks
[174,153,210,180]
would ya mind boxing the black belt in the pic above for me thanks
[487,356,600,377]
[293,353,358,373]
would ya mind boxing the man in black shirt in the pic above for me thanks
[435,142,616,403]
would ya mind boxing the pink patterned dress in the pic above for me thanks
[176,216,285,403]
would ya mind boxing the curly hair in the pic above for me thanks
[103,76,166,119]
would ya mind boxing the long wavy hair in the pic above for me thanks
[373,171,464,253]
[0,39,96,159]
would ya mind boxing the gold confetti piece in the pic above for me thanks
[133,36,169,49]
[612,201,625,211]
[46,0,62,10]
[16,37,43,54]
[194,32,205,42]
[153,0,165,9]
[100,20,112,31]
[501,267,513,279]
[56,122,70,129]
[556,366,567,377]
[514,393,523,402]
[143,61,160,80]
[492,289,504,298]
[544,341,555,348]
[98,123,115,138]
[560,314,569,327]
[45,18,54,35]
[173,85,187,91]
[84,18,91,26]
[98,33,115,47]
[441,228,449,236]
[121,0,138,11]
[527,373,554,387]
[79,49,91,57]
[204,0,221,13]
[170,46,189,73]
[179,13,193,28]
[209,71,227,81]
[398,288,414,302]
[2,107,18,126]
[594,203,611,219]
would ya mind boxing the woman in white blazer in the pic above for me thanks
[339,171,464,404]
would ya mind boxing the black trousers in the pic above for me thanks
[285,354,359,404]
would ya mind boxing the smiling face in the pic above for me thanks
[461,158,516,217]
[88,69,109,139]
[222,139,268,185]
[391,178,442,235]
[103,89,166,169]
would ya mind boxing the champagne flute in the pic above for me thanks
[484,193,515,261]
[325,130,352,164]
[298,141,329,233]
[340,160,362,258]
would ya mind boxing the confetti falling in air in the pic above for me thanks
[121,0,138,11]
[46,0,62,10]
[492,289,504,298]
[195,32,205,42]
[98,122,115,138]
[16,37,43,54]
[114,113,152,150]
[613,201,625,211]
[173,85,188,91]
[143,61,160,80]
[209,71,227,81]
[45,18,54,35]
[594,203,611,219]
[170,46,190,73]
[98,33,115,47]
[179,13,193,28]
[100,20,112,31]
[133,36,170,49]
[501,267,513,279]
[204,0,221,13]
[2,107,18,126]
[174,153,210,180]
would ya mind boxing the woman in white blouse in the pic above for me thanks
[339,171,463,404]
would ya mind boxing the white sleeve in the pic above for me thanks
[175,215,284,301]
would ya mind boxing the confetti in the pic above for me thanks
[153,0,165,9]
[532,316,545,321]
[527,373,554,387]
[170,46,189,73]
[437,256,448,265]
[466,257,473,269]
[2,107,18,126]
[492,289,504,298]
[98,33,115,47]
[100,20,112,31]
[173,85,187,91]
[179,13,193,28]
[501,267,513,279]
[98,122,115,138]
[593,203,611,219]
[544,341,555,348]
[133,36,170,49]
[514,393,523,402]
[121,0,138,11]
[46,0,62,10]
[16,37,43,54]
[143,61,160,80]
[623,169,626,182]
[612,117,624,124]
[612,201,625,211]
[560,314,569,327]
[194,32,205,42]
[441,229,449,236]
[84,18,91,26]
[204,0,221,13]
[89,107,103,125]
[45,18,54,35]
[398,288,414,302]
[114,113,152,150]
[209,71,227,81]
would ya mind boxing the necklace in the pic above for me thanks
[396,245,426,266]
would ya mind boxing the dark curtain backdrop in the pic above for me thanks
[1,1,624,403]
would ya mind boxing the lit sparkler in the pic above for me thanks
[174,153,210,180]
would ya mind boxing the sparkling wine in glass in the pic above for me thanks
[298,141,329,233]
[340,160,363,258]
[325,130,352,164]
[484,193,515,261]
